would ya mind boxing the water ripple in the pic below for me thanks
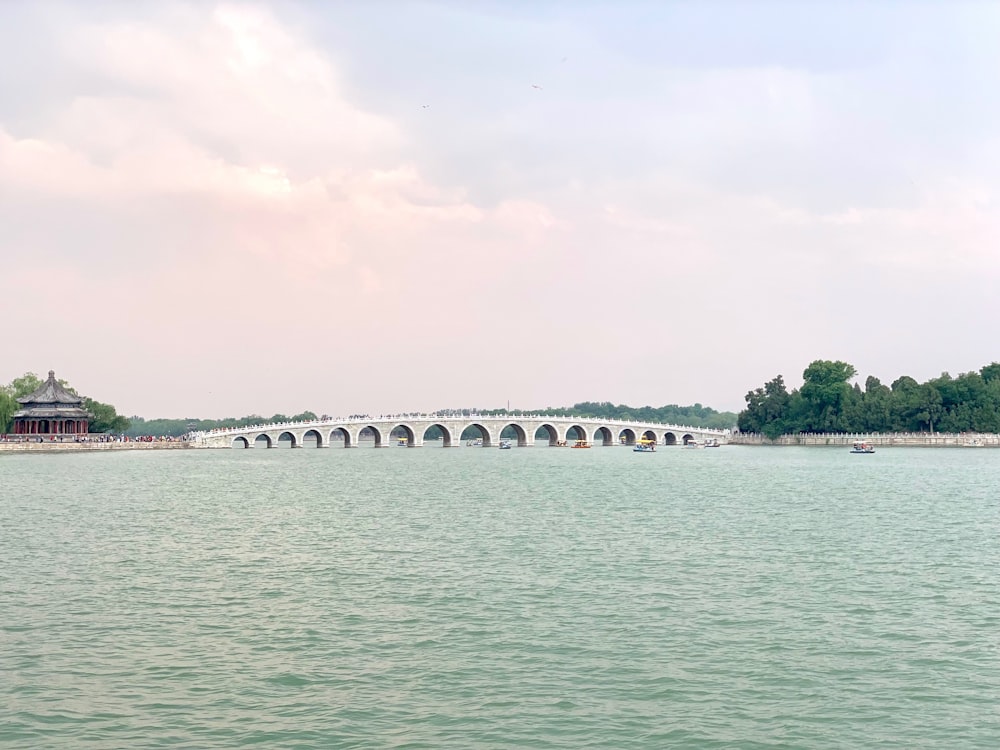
[1,447,999,748]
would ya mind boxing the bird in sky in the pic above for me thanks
[531,84,543,90]
[421,104,430,109]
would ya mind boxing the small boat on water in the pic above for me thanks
[466,438,483,447]
[704,438,721,448]
[634,438,656,453]
[572,440,591,449]
[850,440,876,454]
[963,438,986,447]
[397,438,408,447]
[499,439,512,449]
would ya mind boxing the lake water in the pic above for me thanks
[2,445,998,748]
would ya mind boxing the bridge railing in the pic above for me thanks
[193,414,728,439]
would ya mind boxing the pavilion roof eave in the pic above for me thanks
[15,370,86,406]
[13,407,92,419]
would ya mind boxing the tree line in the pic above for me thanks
[512,401,737,429]
[738,360,1000,438]
[1,369,738,437]
[126,412,319,437]
[127,401,737,438]
[0,372,130,434]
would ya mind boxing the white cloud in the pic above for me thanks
[0,4,564,289]
[2,1,999,417]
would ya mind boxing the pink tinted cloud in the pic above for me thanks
[0,5,570,414]
[3,3,999,417]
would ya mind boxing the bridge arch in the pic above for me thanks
[460,423,493,447]
[390,423,416,447]
[192,416,721,451]
[593,426,613,446]
[361,425,384,448]
[499,423,528,447]
[535,423,558,446]
[303,429,325,448]
[618,428,636,446]
[329,427,351,447]
[232,436,250,449]
[421,423,453,447]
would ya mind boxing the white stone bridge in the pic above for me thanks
[190,414,729,449]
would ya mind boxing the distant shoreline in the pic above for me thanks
[6,432,999,452]
[731,432,1000,448]
[0,441,192,453]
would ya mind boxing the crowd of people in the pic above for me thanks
[0,433,188,444]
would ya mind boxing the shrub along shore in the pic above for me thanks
[731,432,1000,447]
[738,360,1000,439]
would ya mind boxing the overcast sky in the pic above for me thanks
[2,1,998,418]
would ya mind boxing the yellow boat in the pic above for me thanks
[572,440,591,449]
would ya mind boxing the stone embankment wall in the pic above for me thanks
[730,432,1000,447]
[0,441,192,453]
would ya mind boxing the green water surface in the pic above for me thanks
[2,446,998,748]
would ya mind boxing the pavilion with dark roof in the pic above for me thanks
[11,370,92,437]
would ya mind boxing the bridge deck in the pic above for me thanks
[192,414,729,449]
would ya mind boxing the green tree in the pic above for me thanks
[737,375,791,437]
[760,375,792,437]
[1,371,130,434]
[982,375,1000,431]
[3,373,48,433]
[455,400,738,430]
[861,376,892,431]
[738,360,1000,437]
[932,371,987,432]
[889,376,922,430]
[799,360,857,431]
[0,387,17,433]
[84,398,130,433]
[840,382,865,432]
[10,372,44,398]
[738,386,766,433]
[980,362,1000,384]
[916,383,944,433]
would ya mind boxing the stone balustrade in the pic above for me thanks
[191,414,730,449]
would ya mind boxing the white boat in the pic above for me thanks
[498,439,512,449]
[850,440,876,454]
[633,438,656,453]
[466,438,483,447]
[704,438,721,448]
